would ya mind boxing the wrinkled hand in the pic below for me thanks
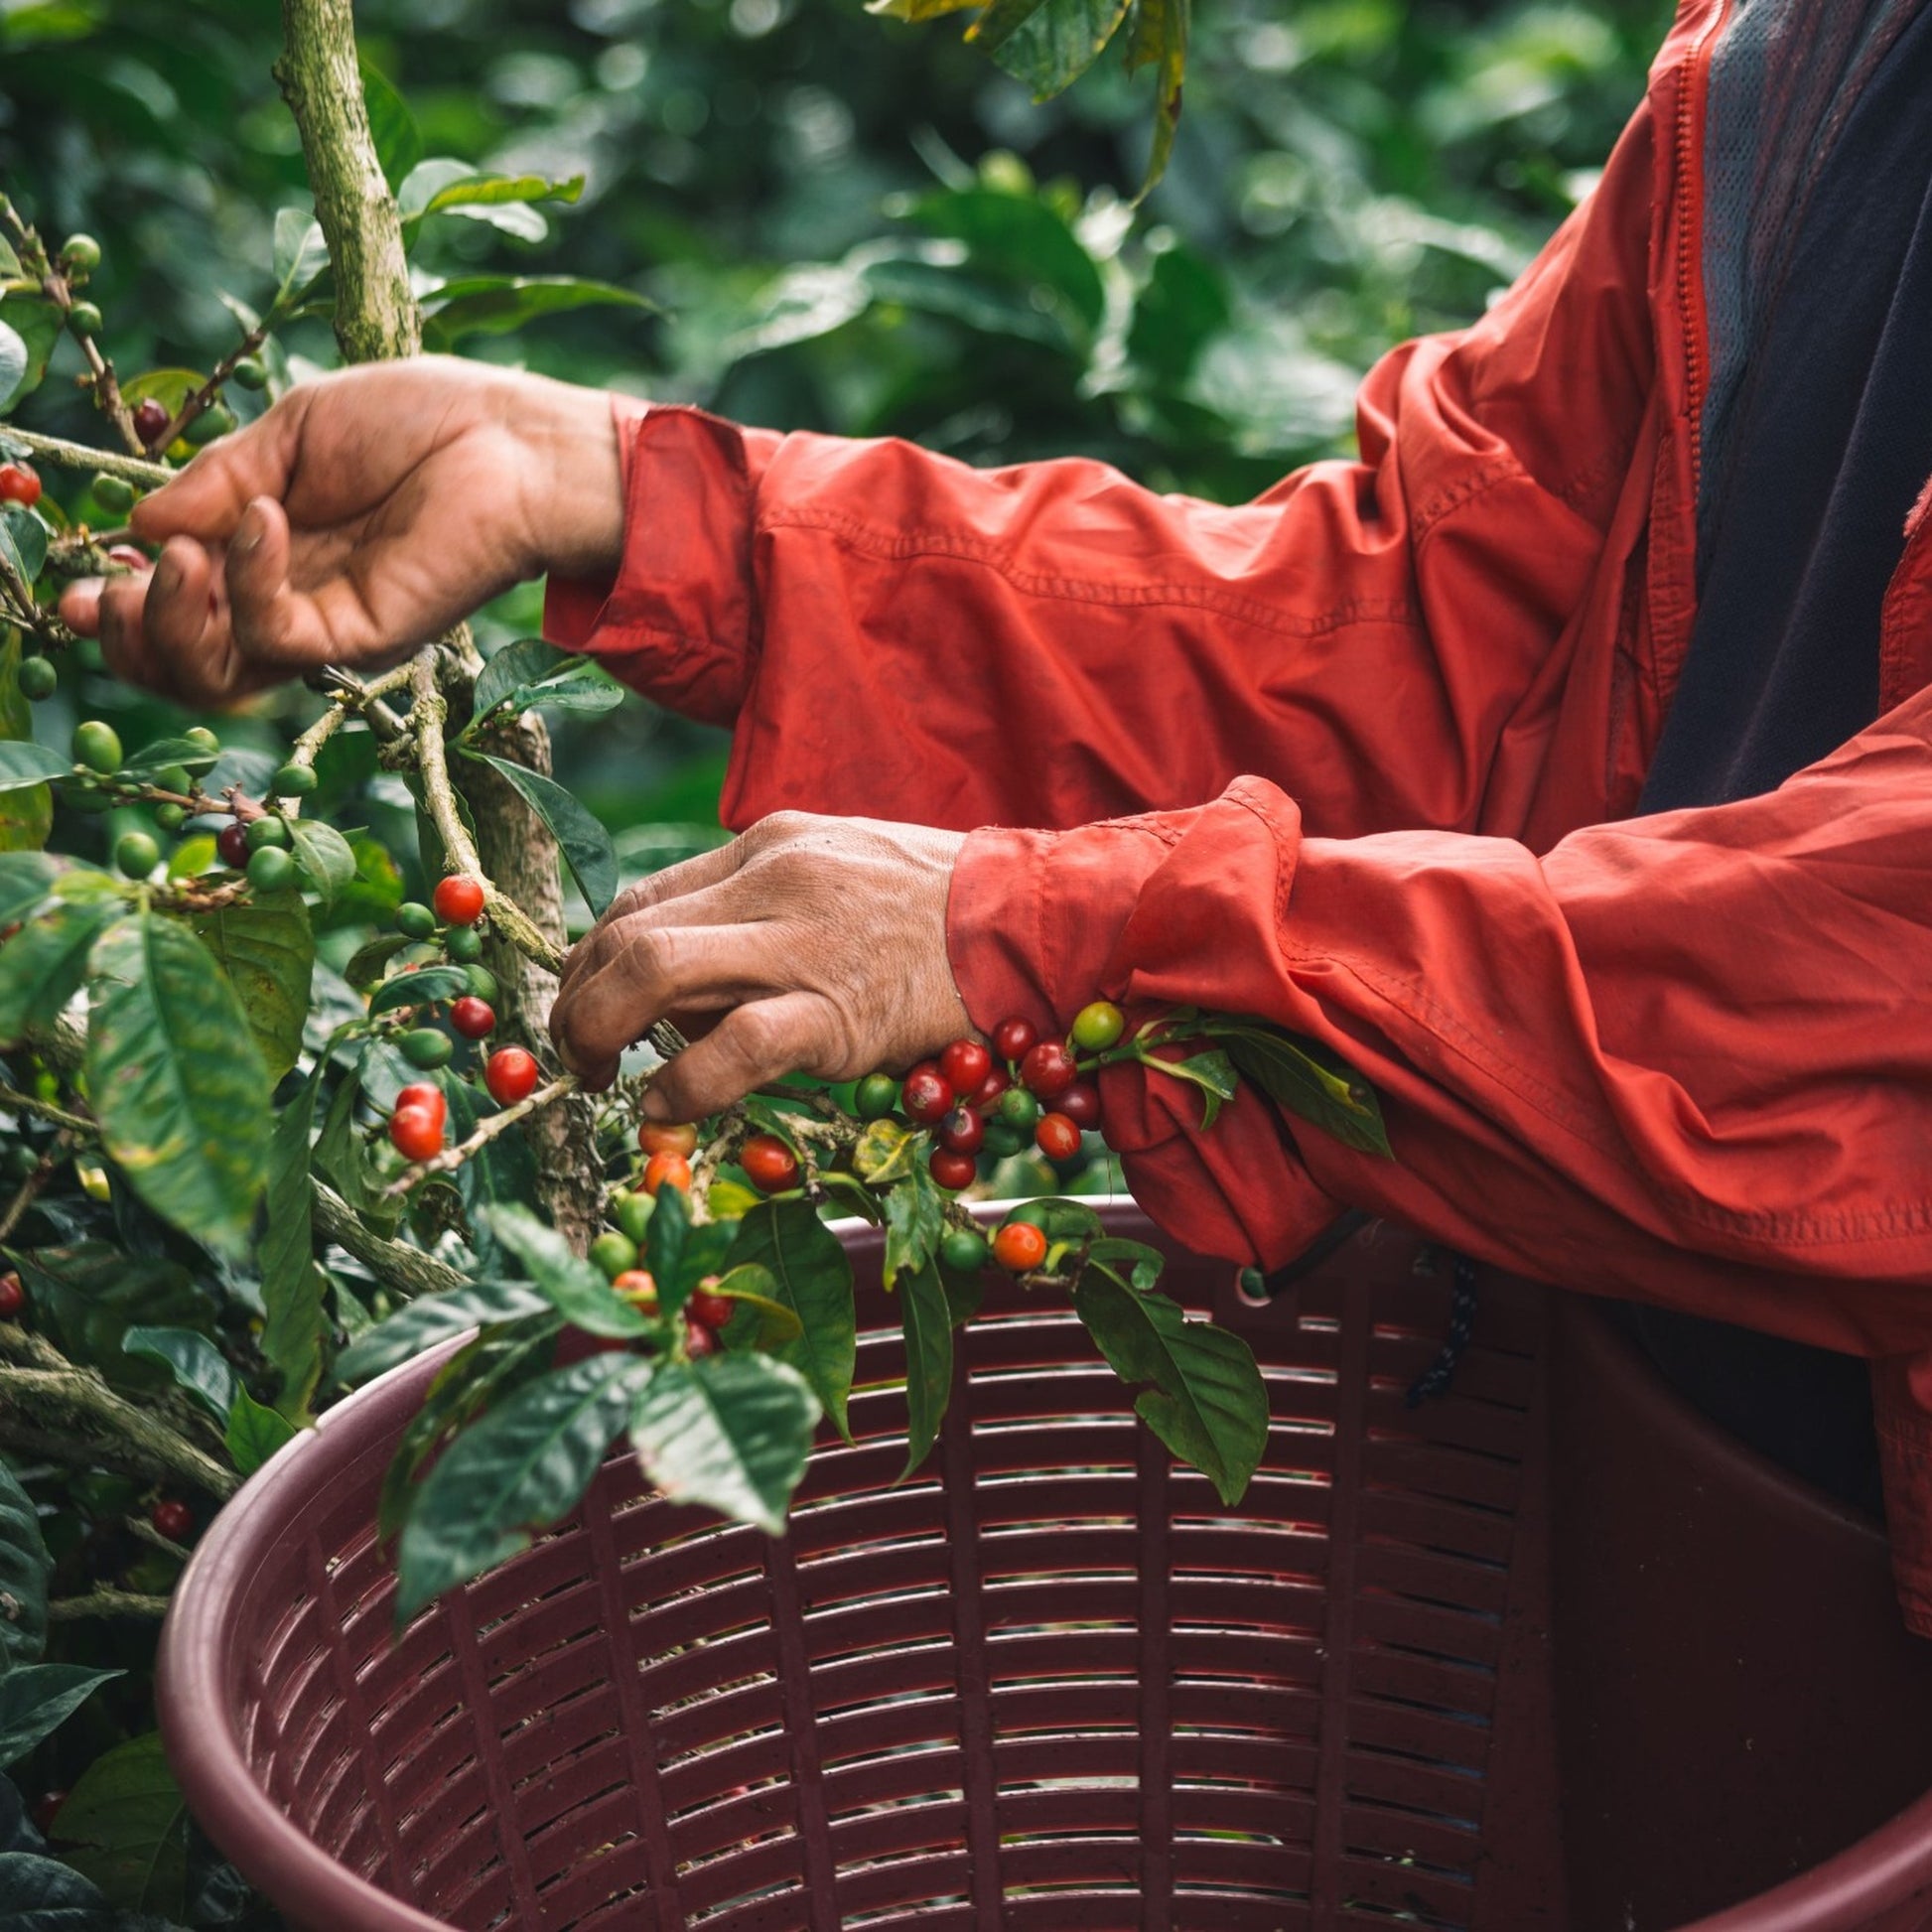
[551,811,972,1120]
[58,356,622,707]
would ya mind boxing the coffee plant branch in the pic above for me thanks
[384,1070,580,1198]
[0,1361,238,1498]
[47,1588,171,1622]
[311,1179,469,1299]
[0,426,170,489]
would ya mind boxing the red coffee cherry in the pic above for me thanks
[968,1066,1011,1112]
[1057,1081,1102,1130]
[388,1104,444,1163]
[132,398,171,446]
[0,1272,24,1319]
[939,1038,992,1095]
[929,1148,978,1191]
[1035,1111,1082,1163]
[0,464,41,507]
[638,1120,699,1157]
[992,1017,1037,1063]
[684,1316,718,1359]
[741,1134,801,1194]
[432,874,485,925]
[937,1105,985,1156]
[216,821,251,869]
[449,996,495,1039]
[395,1081,446,1129]
[613,1269,658,1311]
[152,1498,194,1541]
[31,1788,68,1838]
[642,1151,693,1196]
[689,1287,735,1328]
[484,1046,540,1106]
[900,1067,953,1124]
[993,1221,1048,1273]
[1020,1040,1078,1100]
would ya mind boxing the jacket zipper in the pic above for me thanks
[1674,0,1728,497]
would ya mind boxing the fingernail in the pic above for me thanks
[233,504,264,554]
[640,1087,671,1121]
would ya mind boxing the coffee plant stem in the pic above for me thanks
[0,1364,238,1498]
[124,1513,190,1562]
[0,1130,73,1247]
[47,1588,171,1622]
[383,1070,581,1198]
[0,425,172,490]
[311,1178,469,1299]
[0,1083,94,1135]
[154,321,272,453]
[283,657,420,790]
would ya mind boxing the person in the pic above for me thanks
[58,0,1932,1633]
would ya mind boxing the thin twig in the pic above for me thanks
[48,1588,170,1622]
[124,1514,190,1563]
[383,1072,580,1198]
[0,425,171,490]
[0,1129,74,1246]
[152,322,269,453]
[0,1084,93,1135]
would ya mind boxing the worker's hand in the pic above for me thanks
[58,357,623,707]
[550,812,972,1117]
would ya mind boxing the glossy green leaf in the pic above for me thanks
[463,752,617,914]
[120,1325,234,1424]
[897,1256,953,1479]
[11,1245,213,1395]
[286,817,357,902]
[0,322,26,414]
[882,1164,944,1290]
[482,1203,650,1338]
[0,297,63,410]
[344,931,414,991]
[441,1070,538,1250]
[0,1851,113,1927]
[0,507,46,586]
[359,57,422,190]
[469,639,623,727]
[188,889,313,1082]
[910,187,1106,334]
[1123,0,1190,194]
[628,1353,818,1534]
[710,1263,805,1348]
[0,1459,48,1671]
[259,1063,326,1417]
[1085,1234,1164,1291]
[0,745,67,793]
[0,902,116,1044]
[1211,1021,1393,1157]
[367,964,469,1017]
[224,1390,297,1476]
[1072,1273,1267,1505]
[85,912,271,1254]
[865,0,980,18]
[397,1351,648,1619]
[122,735,221,779]
[421,275,655,347]
[270,210,329,306]
[1147,1044,1237,1130]
[55,1732,188,1916]
[0,855,56,930]
[725,1199,856,1441]
[0,1665,121,1769]
[338,1280,551,1386]
[0,645,49,857]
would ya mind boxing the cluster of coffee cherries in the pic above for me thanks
[383,875,545,1164]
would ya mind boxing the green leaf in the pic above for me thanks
[117,367,206,419]
[1145,1044,1237,1130]
[1072,1274,1267,1505]
[270,209,329,306]
[0,507,46,586]
[366,964,469,1017]
[852,1117,916,1185]
[286,817,356,903]
[0,902,117,1044]
[420,275,655,347]
[441,1071,538,1245]
[987,0,1134,97]
[10,1246,213,1395]
[85,912,271,1255]
[469,639,623,727]
[709,1263,804,1348]
[0,1853,112,1929]
[344,931,414,991]
[1123,0,1190,195]
[337,1280,550,1386]
[259,1064,326,1418]
[121,735,221,779]
[55,1733,189,1916]
[1085,1235,1164,1291]
[0,745,68,793]
[224,1391,297,1476]
[0,1665,121,1770]
[396,1352,648,1620]
[0,1459,49,1671]
[897,1257,953,1479]
[1212,1021,1393,1158]
[423,171,585,215]
[462,752,618,914]
[0,643,50,856]
[0,297,64,410]
[725,1200,856,1441]
[120,1326,234,1425]
[882,1165,944,1290]
[910,187,1106,335]
[358,57,422,191]
[941,1265,984,1327]
[628,1353,818,1534]
[0,321,26,414]
[481,1203,650,1339]
[187,890,313,1083]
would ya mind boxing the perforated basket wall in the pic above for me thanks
[160,1206,1566,1932]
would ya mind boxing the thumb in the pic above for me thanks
[130,393,304,544]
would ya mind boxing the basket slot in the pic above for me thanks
[777,1642,957,1729]
[466,1554,603,1665]
[394,1770,492,1888]
[496,1686,623,1803]
[1170,1677,1320,1745]
[384,1713,486,1827]
[664,1779,804,1865]
[791,1439,940,1504]
[818,1738,967,1817]
[521,1780,647,1897]
[791,1537,954,1610]
[784,1485,948,1554]
[1169,1890,1314,1932]
[679,1883,810,1930]
[797,1588,962,1666]
[1343,1700,1490,1776]
[1357,1485,1514,1563]
[635,1634,783,1724]
[992,1732,1138,1785]
[611,1506,770,1586]
[982,1630,1139,1688]
[1364,1385,1528,1466]
[413,1811,507,1916]
[1340,1747,1485,1832]
[302,1741,375,1860]
[1333,1794,1480,1878]
[826,1841,975,1921]
[990,1679,1142,1736]
[1330,1844,1473,1923]
[979,1575,1138,1627]
[1349,1644,1496,1724]
[537,1848,653,1932]
[1351,1592,1504,1671]
[641,1665,786,1758]
[1172,1783,1312,1845]
[364,1660,464,1773]
[1355,1541,1510,1619]
[1168,1573,1323,1632]
[628,1568,781,1657]
[1171,1728,1311,1790]
[658,1727,796,1810]
[673,1828,814,1915]
[1355,1438,1521,1514]
[970,1472,1142,1529]
[1169,1628,1322,1685]
[1171,1832,1311,1894]
[255,1636,339,1801]
[973,1523,1140,1580]
[953,1421,1141,1477]
[996,1783,1148,1841]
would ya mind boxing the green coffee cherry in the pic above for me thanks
[272,761,316,796]
[72,721,122,774]
[183,403,234,446]
[154,764,191,796]
[244,815,289,852]
[230,356,269,391]
[154,801,186,832]
[16,656,57,702]
[982,1120,1026,1160]
[464,964,499,1004]
[247,846,295,892]
[444,923,484,965]
[183,727,220,754]
[67,301,102,339]
[612,1188,653,1247]
[114,830,160,878]
[61,233,101,272]
[589,1230,639,1281]
[91,473,136,516]
[939,1227,991,1275]
[997,1086,1039,1132]
[394,901,437,940]
[399,1029,454,1070]
[856,1072,900,1121]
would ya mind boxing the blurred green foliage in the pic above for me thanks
[0,0,1670,861]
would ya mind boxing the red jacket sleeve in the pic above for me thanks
[545,96,1658,845]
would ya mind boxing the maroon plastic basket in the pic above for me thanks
[158,1206,1932,1930]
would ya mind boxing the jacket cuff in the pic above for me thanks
[542,398,784,728]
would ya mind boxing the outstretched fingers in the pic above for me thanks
[639,993,838,1122]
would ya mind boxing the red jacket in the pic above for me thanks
[547,0,1932,1631]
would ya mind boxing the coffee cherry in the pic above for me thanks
[689,1287,735,1329]
[1058,1081,1102,1130]
[684,1316,718,1360]
[901,1067,953,1124]
[969,1066,1011,1112]
[1020,1040,1078,1101]
[856,1071,900,1120]
[394,900,437,940]
[483,1046,539,1107]
[1070,1003,1125,1051]
[939,1228,991,1274]
[184,726,219,754]
[216,821,250,870]
[937,1105,984,1156]
[71,720,122,774]
[929,1147,977,1191]
[741,1134,801,1194]
[88,471,137,516]
[388,1103,444,1162]
[399,1028,454,1070]
[590,1231,639,1281]
[231,356,269,391]
[67,301,102,339]
[433,874,485,925]
[464,964,499,1004]
[61,233,101,271]
[642,1151,693,1196]
[1035,1112,1081,1163]
[183,402,233,444]
[16,655,57,701]
[981,1119,1025,1160]
[444,922,484,964]
[992,1017,1037,1063]
[247,847,295,892]
[0,463,40,507]
[114,830,159,878]
[395,1081,446,1129]
[996,1086,1039,1132]
[0,1273,25,1319]
[154,764,191,796]
[940,1038,992,1095]
[154,802,186,832]
[613,1268,658,1310]
[245,814,289,851]
[30,1789,68,1838]
[450,997,494,1040]
[151,1498,194,1542]
[612,1189,654,1246]
[273,761,317,797]
[132,399,171,447]
[993,1221,1048,1273]
[638,1120,699,1158]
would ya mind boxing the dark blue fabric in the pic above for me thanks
[1629,0,1932,1514]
